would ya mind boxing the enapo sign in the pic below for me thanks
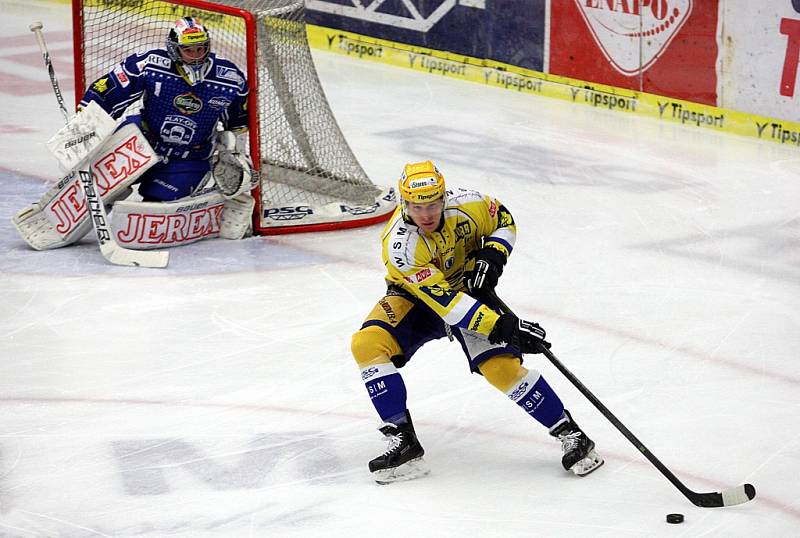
[549,0,719,105]
[575,0,693,75]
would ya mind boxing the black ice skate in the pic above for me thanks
[549,410,604,476]
[369,410,429,484]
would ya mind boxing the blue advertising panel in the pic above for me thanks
[305,0,546,71]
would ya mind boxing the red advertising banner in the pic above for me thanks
[549,0,719,105]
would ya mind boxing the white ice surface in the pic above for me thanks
[1,2,799,537]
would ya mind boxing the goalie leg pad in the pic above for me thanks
[12,179,94,250]
[13,122,156,250]
[220,193,254,240]
[111,189,226,249]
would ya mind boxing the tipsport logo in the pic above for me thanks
[307,0,486,32]
[575,0,693,75]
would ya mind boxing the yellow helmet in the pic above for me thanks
[398,160,446,205]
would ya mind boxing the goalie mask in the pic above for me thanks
[167,17,211,85]
[398,160,446,223]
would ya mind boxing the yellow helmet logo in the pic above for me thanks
[398,160,445,204]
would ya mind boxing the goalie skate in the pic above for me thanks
[369,411,430,484]
[550,410,604,476]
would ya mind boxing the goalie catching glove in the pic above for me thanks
[212,130,257,199]
[488,313,551,354]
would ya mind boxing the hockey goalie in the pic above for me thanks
[13,17,256,252]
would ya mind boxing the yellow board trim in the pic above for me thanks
[307,24,800,149]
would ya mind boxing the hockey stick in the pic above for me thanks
[29,22,168,268]
[29,22,69,123]
[485,290,756,508]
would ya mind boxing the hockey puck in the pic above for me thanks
[666,513,684,524]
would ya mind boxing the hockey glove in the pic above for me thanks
[466,247,506,295]
[213,151,255,198]
[212,130,257,199]
[488,313,551,354]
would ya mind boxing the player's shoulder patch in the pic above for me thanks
[446,189,487,219]
[112,65,130,88]
[447,187,484,207]
[444,188,495,226]
[210,55,246,88]
[90,74,116,95]
[132,49,172,74]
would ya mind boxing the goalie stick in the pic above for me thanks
[29,21,168,268]
[485,290,756,508]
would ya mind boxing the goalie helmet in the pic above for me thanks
[399,160,446,209]
[166,17,211,85]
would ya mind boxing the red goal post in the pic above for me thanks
[72,0,396,235]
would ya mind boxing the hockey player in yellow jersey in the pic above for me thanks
[351,160,604,484]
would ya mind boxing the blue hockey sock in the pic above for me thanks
[505,369,565,429]
[360,362,408,424]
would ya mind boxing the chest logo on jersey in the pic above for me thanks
[455,221,471,241]
[208,96,232,110]
[138,54,171,72]
[444,256,455,270]
[160,115,198,145]
[173,93,203,114]
[404,268,432,284]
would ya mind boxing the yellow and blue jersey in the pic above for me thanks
[381,188,516,336]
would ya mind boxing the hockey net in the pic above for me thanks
[72,0,396,234]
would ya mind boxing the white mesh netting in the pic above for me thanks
[74,0,395,232]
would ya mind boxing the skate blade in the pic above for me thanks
[570,449,604,476]
[372,457,430,484]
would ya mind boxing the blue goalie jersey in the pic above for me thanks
[79,49,249,161]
